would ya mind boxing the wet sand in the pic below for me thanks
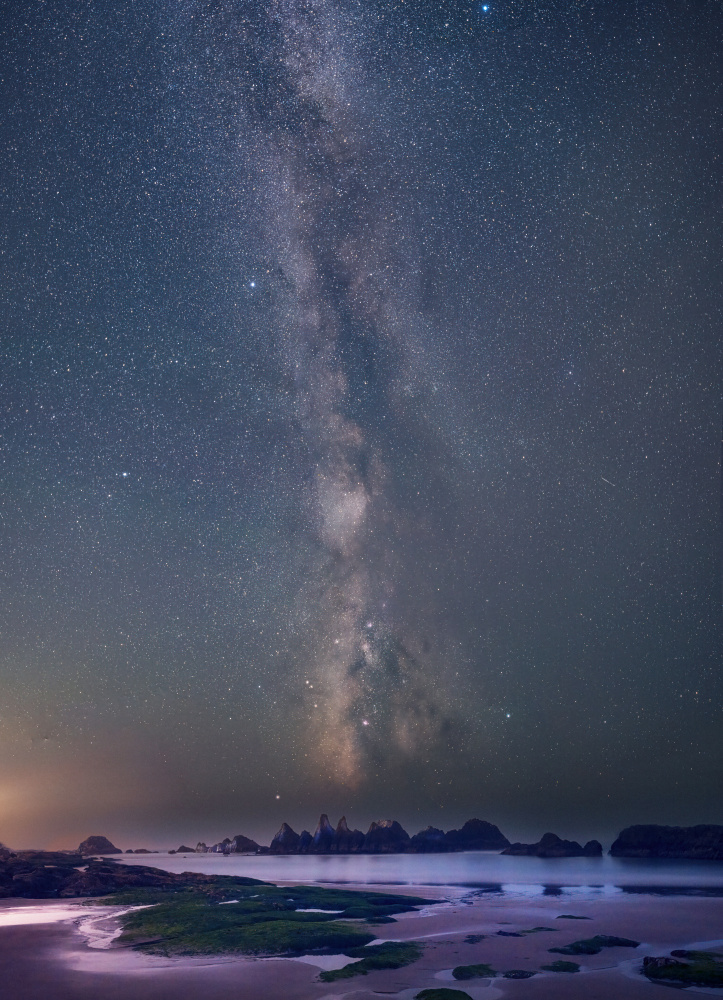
[1,887,722,999]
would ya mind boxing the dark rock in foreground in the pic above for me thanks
[502,832,602,858]
[0,857,266,900]
[610,825,723,860]
[78,835,122,856]
[444,819,510,851]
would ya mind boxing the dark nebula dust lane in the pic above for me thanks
[0,0,721,847]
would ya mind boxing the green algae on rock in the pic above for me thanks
[642,950,723,987]
[416,991,474,1000]
[452,962,496,979]
[541,959,581,973]
[318,941,423,981]
[549,934,639,955]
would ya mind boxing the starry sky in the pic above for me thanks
[1,0,721,850]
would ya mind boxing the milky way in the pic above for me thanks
[236,0,460,783]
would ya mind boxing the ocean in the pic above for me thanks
[109,850,723,898]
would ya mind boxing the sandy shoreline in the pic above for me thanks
[1,886,722,999]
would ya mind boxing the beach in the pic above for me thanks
[2,878,722,999]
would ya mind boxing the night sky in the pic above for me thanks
[1,0,721,851]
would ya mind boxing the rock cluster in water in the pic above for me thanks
[260,815,511,855]
[610,824,723,860]
[502,832,603,858]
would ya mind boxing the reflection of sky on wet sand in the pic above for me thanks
[0,903,87,926]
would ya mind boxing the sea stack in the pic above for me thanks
[610,825,723,860]
[310,814,335,853]
[362,820,411,853]
[270,822,301,854]
[332,816,365,853]
[77,835,122,856]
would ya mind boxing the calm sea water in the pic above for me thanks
[110,851,723,897]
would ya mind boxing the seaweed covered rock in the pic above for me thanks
[610,824,723,860]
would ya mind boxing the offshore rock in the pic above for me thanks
[310,814,335,853]
[408,826,449,853]
[610,824,723,860]
[175,845,196,853]
[230,834,260,854]
[195,842,208,853]
[443,818,510,851]
[208,838,232,854]
[362,820,411,853]
[502,832,601,858]
[270,822,301,854]
[77,835,122,856]
[332,816,365,853]
[297,830,313,852]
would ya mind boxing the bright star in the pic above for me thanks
[250,281,256,288]
[482,4,489,10]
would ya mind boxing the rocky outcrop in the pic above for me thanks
[310,814,335,853]
[175,845,196,854]
[208,838,232,854]
[502,832,602,858]
[195,842,208,853]
[77,835,122,856]
[443,818,510,851]
[0,857,266,900]
[332,816,365,853]
[610,825,723,860]
[408,826,449,852]
[269,822,301,854]
[297,830,313,852]
[230,834,260,854]
[362,820,411,853]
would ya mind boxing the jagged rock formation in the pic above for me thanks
[77,835,122,856]
[195,842,208,853]
[408,826,448,852]
[310,814,335,853]
[230,834,260,854]
[332,816,365,853]
[362,820,411,853]
[297,830,313,852]
[208,838,233,854]
[443,818,510,851]
[610,825,723,860]
[270,822,301,854]
[502,832,602,858]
